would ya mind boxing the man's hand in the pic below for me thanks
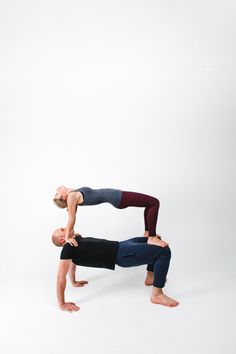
[60,302,80,312]
[66,237,78,247]
[72,280,88,287]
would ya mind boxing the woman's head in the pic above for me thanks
[53,185,68,208]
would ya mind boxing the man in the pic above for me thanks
[52,228,179,312]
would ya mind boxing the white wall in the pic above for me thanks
[0,0,235,307]
[1,2,236,354]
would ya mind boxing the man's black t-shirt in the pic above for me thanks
[60,235,119,270]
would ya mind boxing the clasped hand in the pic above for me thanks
[66,237,78,247]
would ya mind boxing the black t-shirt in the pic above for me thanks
[60,235,119,270]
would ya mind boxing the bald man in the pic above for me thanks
[52,228,179,312]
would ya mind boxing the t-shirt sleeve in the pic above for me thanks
[60,243,74,259]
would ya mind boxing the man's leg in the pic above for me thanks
[120,237,166,286]
[116,241,179,307]
[150,248,178,306]
[122,236,148,244]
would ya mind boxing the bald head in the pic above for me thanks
[51,228,66,247]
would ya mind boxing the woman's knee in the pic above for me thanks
[152,197,160,209]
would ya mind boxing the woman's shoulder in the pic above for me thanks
[74,187,93,193]
[67,189,83,204]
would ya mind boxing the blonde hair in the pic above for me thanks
[53,197,67,209]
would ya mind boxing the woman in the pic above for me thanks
[53,186,168,248]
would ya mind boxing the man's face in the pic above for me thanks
[53,228,66,246]
[52,227,75,247]
[58,228,66,238]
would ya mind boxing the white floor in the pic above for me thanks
[1,253,235,354]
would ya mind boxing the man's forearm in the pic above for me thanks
[69,263,76,284]
[57,275,66,307]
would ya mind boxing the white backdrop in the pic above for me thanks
[0,1,235,354]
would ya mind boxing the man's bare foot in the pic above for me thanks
[148,236,168,248]
[151,288,179,307]
[145,271,154,286]
[151,293,179,307]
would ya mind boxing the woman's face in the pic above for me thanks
[55,186,67,200]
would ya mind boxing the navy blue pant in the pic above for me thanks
[116,237,171,288]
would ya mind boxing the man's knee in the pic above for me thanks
[162,246,171,258]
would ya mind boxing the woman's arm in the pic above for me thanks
[57,259,80,312]
[65,193,79,246]
[69,263,89,287]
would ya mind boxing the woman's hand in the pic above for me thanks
[66,237,78,247]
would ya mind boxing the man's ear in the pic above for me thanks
[60,238,65,245]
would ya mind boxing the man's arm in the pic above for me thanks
[57,259,80,312]
[69,263,89,287]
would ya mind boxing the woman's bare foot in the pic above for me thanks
[148,237,168,248]
[143,232,162,239]
[151,288,179,307]
[145,271,154,286]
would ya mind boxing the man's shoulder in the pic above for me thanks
[60,242,74,259]
[79,236,119,245]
